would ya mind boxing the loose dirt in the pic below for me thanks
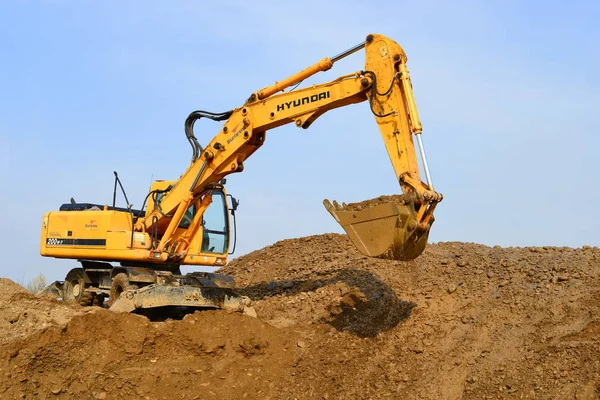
[1,235,599,399]
[337,194,413,211]
[0,278,84,346]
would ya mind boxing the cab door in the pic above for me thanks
[200,190,230,255]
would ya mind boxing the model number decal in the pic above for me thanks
[46,238,107,246]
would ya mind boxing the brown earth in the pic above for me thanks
[336,194,414,211]
[1,235,599,399]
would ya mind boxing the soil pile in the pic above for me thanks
[1,235,599,399]
[0,278,84,346]
[1,310,295,399]
[224,234,600,399]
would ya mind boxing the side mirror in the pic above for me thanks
[230,196,239,214]
[226,194,239,255]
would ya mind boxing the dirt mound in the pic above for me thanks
[224,235,600,399]
[0,278,85,346]
[1,235,599,399]
[0,309,297,399]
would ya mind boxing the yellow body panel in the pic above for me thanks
[40,209,226,267]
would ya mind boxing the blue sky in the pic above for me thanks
[1,1,598,284]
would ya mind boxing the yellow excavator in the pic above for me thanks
[39,34,442,315]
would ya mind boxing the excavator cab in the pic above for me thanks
[144,179,238,260]
[178,193,230,254]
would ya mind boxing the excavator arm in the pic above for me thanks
[138,34,442,262]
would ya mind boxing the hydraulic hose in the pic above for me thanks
[184,109,233,163]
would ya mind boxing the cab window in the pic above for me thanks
[201,191,229,254]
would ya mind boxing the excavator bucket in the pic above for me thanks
[323,195,431,261]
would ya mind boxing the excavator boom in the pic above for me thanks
[141,34,441,261]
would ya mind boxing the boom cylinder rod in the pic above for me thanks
[330,42,365,63]
[256,41,366,100]
[415,134,434,190]
[257,58,333,100]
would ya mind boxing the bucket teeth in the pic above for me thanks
[323,195,432,261]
